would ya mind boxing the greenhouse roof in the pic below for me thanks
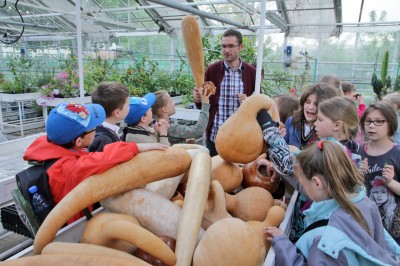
[0,0,399,44]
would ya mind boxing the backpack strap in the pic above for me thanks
[302,219,329,235]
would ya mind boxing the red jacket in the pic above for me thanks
[195,60,256,139]
[23,135,139,223]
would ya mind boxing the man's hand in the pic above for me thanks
[236,93,247,104]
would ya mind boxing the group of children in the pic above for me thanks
[23,81,211,223]
[22,74,400,263]
[262,75,400,264]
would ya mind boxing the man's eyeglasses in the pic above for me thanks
[363,120,386,126]
[221,44,240,50]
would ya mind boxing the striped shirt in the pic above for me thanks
[210,60,244,142]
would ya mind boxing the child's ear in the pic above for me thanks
[140,116,146,123]
[334,120,344,131]
[74,136,84,147]
[112,109,120,118]
[311,175,325,190]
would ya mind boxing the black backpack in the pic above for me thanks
[12,159,58,236]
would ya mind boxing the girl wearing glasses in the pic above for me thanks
[359,101,400,244]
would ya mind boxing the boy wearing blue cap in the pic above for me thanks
[23,102,167,223]
[89,82,130,152]
[122,93,170,146]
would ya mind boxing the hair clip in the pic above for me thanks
[317,140,324,150]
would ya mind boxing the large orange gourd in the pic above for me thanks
[215,94,279,163]
[193,218,265,266]
[181,15,204,88]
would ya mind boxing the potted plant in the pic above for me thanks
[371,51,391,100]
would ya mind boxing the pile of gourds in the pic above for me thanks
[1,16,288,266]
[2,94,287,266]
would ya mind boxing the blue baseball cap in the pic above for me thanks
[46,102,106,145]
[125,93,156,125]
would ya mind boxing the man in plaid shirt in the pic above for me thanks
[194,29,257,156]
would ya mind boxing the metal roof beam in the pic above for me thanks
[147,0,256,31]
[137,0,175,36]
[333,0,343,36]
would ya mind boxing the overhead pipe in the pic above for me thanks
[148,0,256,31]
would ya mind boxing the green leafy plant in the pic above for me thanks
[5,56,36,93]
[263,66,292,97]
[40,54,81,98]
[84,52,120,94]
[0,80,22,94]
[372,50,391,100]
[118,56,158,95]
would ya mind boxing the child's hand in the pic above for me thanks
[359,158,368,175]
[279,125,286,138]
[198,86,211,104]
[382,163,395,185]
[137,143,168,152]
[154,119,169,135]
[264,226,284,241]
[193,87,201,103]
[354,94,364,105]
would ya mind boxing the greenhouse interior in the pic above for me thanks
[1,0,400,264]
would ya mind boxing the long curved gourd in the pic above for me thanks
[215,94,279,163]
[202,180,231,229]
[81,213,176,266]
[33,147,191,255]
[181,15,204,88]
[42,242,150,266]
[175,152,211,266]
[0,253,146,266]
[81,213,139,254]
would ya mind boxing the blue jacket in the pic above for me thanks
[270,187,400,265]
[284,116,318,150]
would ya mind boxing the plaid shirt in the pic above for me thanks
[210,60,244,142]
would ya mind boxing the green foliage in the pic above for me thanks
[6,56,36,93]
[372,50,391,100]
[39,53,81,98]
[202,34,222,67]
[394,76,400,92]
[118,56,159,96]
[0,80,23,94]
[371,72,384,99]
[240,37,257,65]
[263,66,292,97]
[84,52,120,94]
[381,50,389,85]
